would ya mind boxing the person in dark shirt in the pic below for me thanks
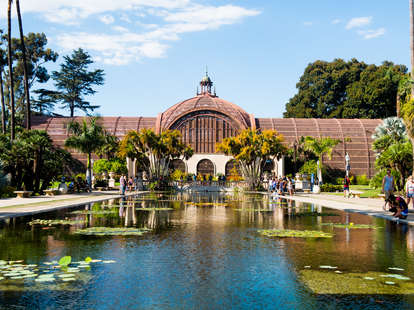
[388,195,408,219]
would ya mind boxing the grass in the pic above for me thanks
[325,185,381,198]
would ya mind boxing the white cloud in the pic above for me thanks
[303,21,313,27]
[331,19,341,24]
[346,16,372,29]
[357,28,386,39]
[3,1,260,65]
[100,15,115,24]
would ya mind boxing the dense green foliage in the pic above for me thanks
[93,158,127,175]
[284,59,407,118]
[371,117,412,190]
[52,48,104,117]
[0,130,82,193]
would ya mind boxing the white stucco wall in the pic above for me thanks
[126,154,285,177]
[185,153,233,175]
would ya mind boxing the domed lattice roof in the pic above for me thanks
[160,93,251,130]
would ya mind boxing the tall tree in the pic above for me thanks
[284,59,407,119]
[302,136,340,183]
[216,129,287,190]
[119,129,193,182]
[0,45,6,134]
[7,0,15,140]
[15,0,31,129]
[52,49,104,117]
[64,117,106,186]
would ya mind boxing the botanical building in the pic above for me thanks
[32,73,382,178]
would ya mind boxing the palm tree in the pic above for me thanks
[64,117,105,186]
[303,136,340,183]
[15,0,31,129]
[7,0,15,140]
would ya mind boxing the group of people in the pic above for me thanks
[382,169,414,220]
[269,177,294,196]
[119,175,140,195]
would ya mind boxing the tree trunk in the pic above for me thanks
[411,0,414,92]
[70,104,74,117]
[0,70,6,134]
[15,0,31,130]
[7,0,16,140]
[87,152,92,187]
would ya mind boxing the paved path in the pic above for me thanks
[271,193,414,225]
[0,191,143,220]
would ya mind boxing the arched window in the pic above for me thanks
[170,110,240,154]
[197,159,215,176]
[169,159,186,173]
[225,159,241,177]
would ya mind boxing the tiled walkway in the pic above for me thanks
[272,193,414,225]
[0,191,142,219]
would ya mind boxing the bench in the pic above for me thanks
[44,189,59,196]
[14,191,33,198]
[349,190,363,198]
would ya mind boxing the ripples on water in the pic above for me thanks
[0,192,414,309]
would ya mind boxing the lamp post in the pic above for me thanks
[345,153,351,177]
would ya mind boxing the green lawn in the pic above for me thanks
[326,185,381,198]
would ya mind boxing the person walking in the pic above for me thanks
[405,175,414,209]
[382,169,395,210]
[343,175,350,198]
[120,175,126,195]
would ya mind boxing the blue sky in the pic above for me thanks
[0,0,410,118]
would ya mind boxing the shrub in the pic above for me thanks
[355,174,370,185]
[320,183,343,192]
[299,160,317,175]
[93,159,111,175]
[109,159,127,175]
[94,179,108,188]
[369,169,401,190]
[171,169,185,181]
[75,173,86,181]
[0,185,16,198]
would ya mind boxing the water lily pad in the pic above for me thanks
[321,223,379,229]
[58,274,76,278]
[29,219,84,226]
[58,256,71,267]
[0,277,4,280]
[35,278,55,283]
[259,229,333,239]
[335,271,343,274]
[388,267,405,271]
[385,281,396,285]
[319,265,338,269]
[380,274,410,280]
[66,268,80,273]
[10,276,24,280]
[74,227,152,236]
[304,266,311,269]
[102,260,116,264]
[135,208,174,211]
[300,270,414,294]
[84,257,92,263]
[62,277,76,282]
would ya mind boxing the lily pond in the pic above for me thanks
[1,193,414,309]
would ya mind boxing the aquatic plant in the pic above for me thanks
[74,227,152,236]
[320,223,379,229]
[300,270,414,294]
[29,219,85,226]
[184,202,228,207]
[71,210,116,215]
[294,212,339,217]
[58,256,71,267]
[258,229,333,239]
[135,208,174,211]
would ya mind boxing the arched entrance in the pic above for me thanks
[263,159,274,175]
[169,159,186,173]
[197,159,215,176]
[225,159,241,177]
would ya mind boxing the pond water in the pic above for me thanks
[1,192,414,309]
